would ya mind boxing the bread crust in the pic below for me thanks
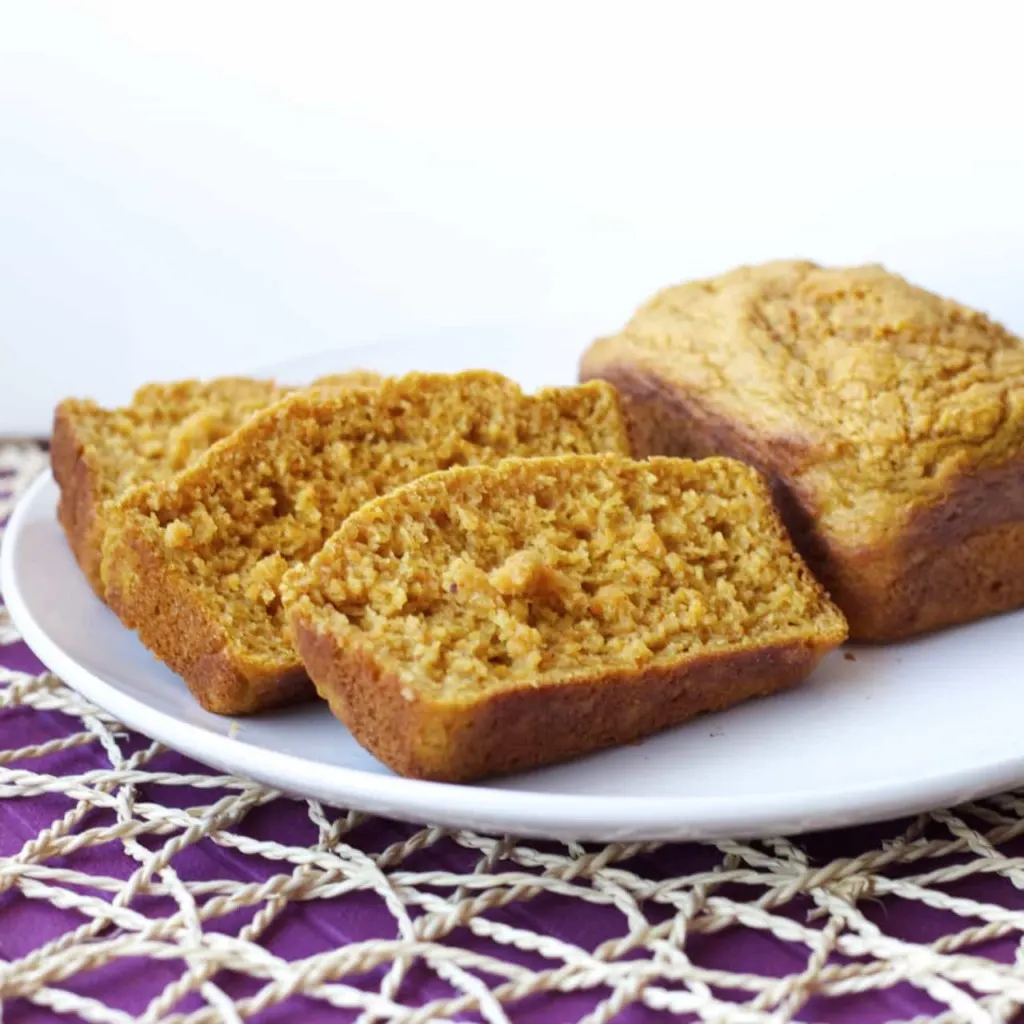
[585,361,1024,640]
[103,518,313,715]
[51,401,108,600]
[293,618,836,782]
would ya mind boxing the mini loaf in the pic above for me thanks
[52,371,380,599]
[284,454,847,782]
[581,260,1024,640]
[100,372,631,715]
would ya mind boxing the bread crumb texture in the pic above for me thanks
[287,454,846,691]
[52,372,381,595]
[62,372,382,505]
[60,378,283,504]
[102,371,630,709]
[582,260,1024,544]
[286,454,847,779]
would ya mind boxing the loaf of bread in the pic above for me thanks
[101,372,631,715]
[51,372,380,600]
[284,454,847,781]
[580,260,1024,641]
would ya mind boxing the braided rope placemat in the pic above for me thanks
[3,444,1024,1024]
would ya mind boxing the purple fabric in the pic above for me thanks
[2,594,1022,1020]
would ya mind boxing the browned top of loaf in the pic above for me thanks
[582,261,1024,544]
[284,453,847,703]
[105,371,631,673]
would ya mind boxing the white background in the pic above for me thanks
[1,2,1023,435]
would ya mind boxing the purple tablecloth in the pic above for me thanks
[4,463,1024,1022]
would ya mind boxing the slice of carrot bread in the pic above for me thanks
[580,260,1024,640]
[52,371,380,599]
[53,378,285,598]
[101,372,631,716]
[284,454,847,782]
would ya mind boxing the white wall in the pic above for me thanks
[2,2,1023,434]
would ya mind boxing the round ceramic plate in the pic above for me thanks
[5,331,1024,842]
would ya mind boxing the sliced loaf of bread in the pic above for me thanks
[102,372,631,715]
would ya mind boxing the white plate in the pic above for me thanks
[5,332,1024,842]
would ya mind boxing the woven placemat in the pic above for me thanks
[3,443,1024,1024]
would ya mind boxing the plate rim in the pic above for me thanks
[7,392,1024,840]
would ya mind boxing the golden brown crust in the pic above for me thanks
[51,401,107,599]
[295,619,834,782]
[596,260,1024,482]
[810,518,1024,640]
[103,515,313,714]
[583,360,1024,640]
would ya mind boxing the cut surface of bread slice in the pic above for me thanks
[52,378,286,598]
[101,372,631,715]
[53,371,381,598]
[285,454,848,782]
